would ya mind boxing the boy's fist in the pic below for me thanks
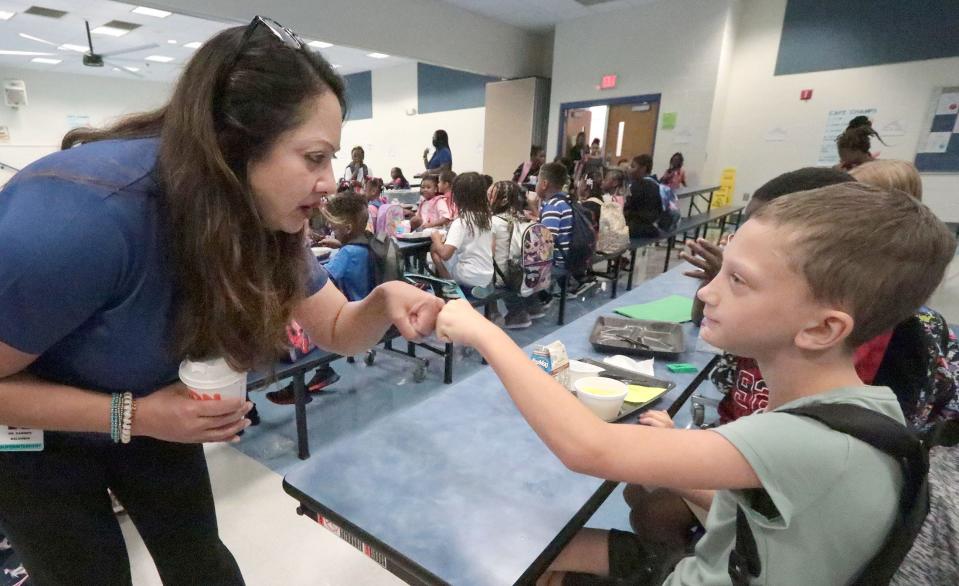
[436,299,490,347]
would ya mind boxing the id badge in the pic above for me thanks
[0,425,44,451]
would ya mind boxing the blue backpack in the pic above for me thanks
[656,181,681,233]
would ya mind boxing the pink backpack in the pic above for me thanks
[374,203,406,236]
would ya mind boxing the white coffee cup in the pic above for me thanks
[574,376,628,421]
[178,358,247,402]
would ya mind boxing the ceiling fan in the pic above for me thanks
[18,20,158,77]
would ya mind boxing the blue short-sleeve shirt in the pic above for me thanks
[427,147,452,171]
[0,137,328,397]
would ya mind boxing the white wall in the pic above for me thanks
[547,0,736,186]
[0,68,172,172]
[141,0,547,78]
[715,0,959,220]
[340,63,486,181]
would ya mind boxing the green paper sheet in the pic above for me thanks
[614,295,694,323]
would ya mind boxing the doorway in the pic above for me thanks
[557,93,661,167]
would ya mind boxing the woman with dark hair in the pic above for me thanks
[422,129,453,174]
[835,117,886,171]
[0,16,442,584]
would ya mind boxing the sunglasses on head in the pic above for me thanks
[225,15,306,74]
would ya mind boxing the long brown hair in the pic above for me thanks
[62,23,345,370]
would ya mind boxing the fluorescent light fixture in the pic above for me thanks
[0,11,15,20]
[182,41,201,49]
[59,44,89,53]
[19,33,50,43]
[91,26,130,37]
[31,57,61,64]
[0,50,53,56]
[145,55,174,63]
[367,52,389,59]
[167,39,177,44]
[308,40,333,49]
[131,6,171,18]
[124,66,140,72]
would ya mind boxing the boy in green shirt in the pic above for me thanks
[435,183,957,585]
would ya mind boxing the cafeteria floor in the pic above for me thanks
[124,242,959,585]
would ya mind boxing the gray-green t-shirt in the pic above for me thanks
[666,386,904,585]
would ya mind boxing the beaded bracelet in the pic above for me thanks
[110,392,123,443]
[120,392,135,444]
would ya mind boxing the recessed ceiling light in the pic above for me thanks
[59,44,88,53]
[182,41,201,49]
[31,57,61,64]
[145,55,174,63]
[0,10,15,20]
[124,66,140,72]
[167,39,177,44]
[308,40,333,49]
[0,50,54,56]
[131,6,172,18]
[367,52,389,59]
[91,26,130,37]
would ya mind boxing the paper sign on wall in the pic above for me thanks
[0,126,9,143]
[661,112,677,130]
[816,107,877,166]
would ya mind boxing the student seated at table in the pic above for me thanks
[534,163,580,281]
[410,175,453,231]
[602,168,627,208]
[849,159,922,200]
[435,183,957,585]
[660,152,687,191]
[489,180,548,329]
[267,193,377,405]
[389,167,410,190]
[514,145,547,185]
[342,145,370,185]
[628,166,959,551]
[436,168,456,212]
[624,154,662,238]
[429,172,494,295]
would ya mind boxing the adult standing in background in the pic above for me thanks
[342,145,370,185]
[0,16,443,585]
[421,129,453,175]
[513,145,546,185]
[565,131,587,176]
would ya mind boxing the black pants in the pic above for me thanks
[0,433,244,585]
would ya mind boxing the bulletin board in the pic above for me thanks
[914,87,959,173]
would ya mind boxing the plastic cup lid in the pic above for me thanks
[178,358,246,389]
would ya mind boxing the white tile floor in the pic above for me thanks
[122,443,404,586]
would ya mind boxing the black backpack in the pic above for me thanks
[728,404,959,586]
[554,194,597,276]
[367,232,404,285]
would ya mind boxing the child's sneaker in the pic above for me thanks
[504,312,533,330]
[567,280,598,299]
[266,367,340,405]
[527,303,547,319]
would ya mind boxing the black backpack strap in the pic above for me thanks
[729,505,762,586]
[728,403,930,586]
[492,215,514,288]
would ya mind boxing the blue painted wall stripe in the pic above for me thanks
[417,63,499,114]
[344,71,373,121]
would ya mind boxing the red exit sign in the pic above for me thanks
[600,74,617,90]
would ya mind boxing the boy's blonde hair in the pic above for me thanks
[850,159,923,200]
[751,182,956,347]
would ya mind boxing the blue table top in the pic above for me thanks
[284,266,718,585]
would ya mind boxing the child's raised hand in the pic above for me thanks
[638,410,675,429]
[680,238,723,282]
[436,299,491,347]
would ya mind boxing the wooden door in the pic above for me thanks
[604,102,659,165]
